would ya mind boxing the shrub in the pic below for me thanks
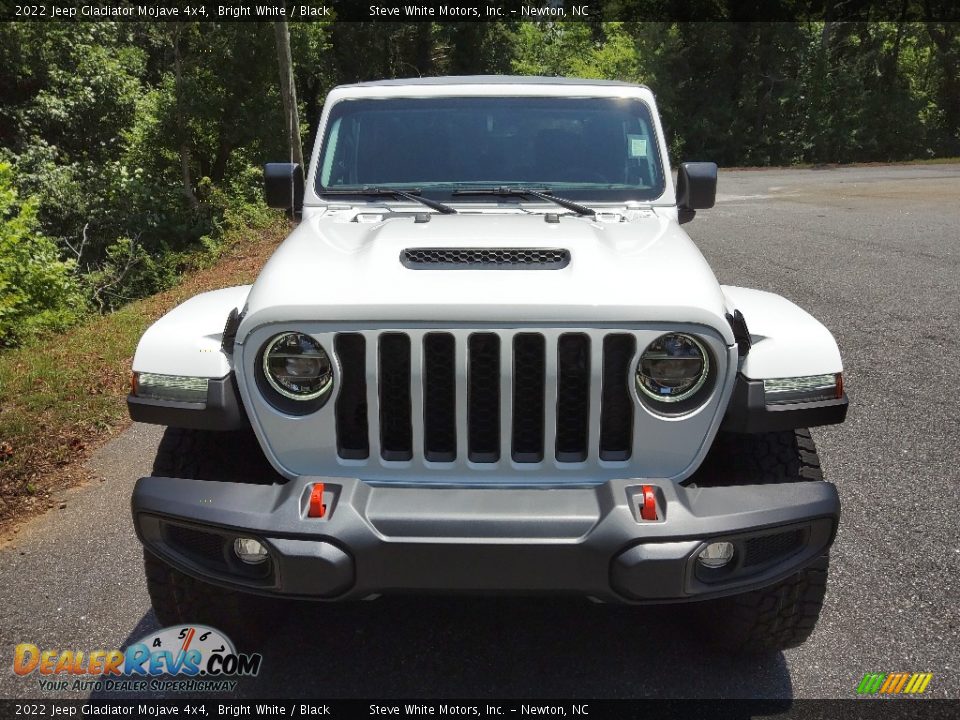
[0,162,87,347]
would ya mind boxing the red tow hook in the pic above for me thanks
[308,482,327,518]
[640,485,659,521]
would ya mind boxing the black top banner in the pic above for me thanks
[2,0,959,23]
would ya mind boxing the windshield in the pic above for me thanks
[316,96,666,203]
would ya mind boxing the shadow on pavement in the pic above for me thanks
[104,596,793,699]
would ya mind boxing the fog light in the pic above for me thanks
[698,541,735,568]
[233,537,268,564]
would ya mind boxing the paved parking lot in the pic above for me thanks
[1,164,958,699]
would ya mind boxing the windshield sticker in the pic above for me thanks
[628,135,648,158]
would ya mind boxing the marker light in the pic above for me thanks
[134,373,209,403]
[763,373,841,405]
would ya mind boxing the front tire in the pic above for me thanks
[144,549,273,647]
[688,429,833,652]
[692,554,830,653]
[143,428,282,646]
[151,426,283,483]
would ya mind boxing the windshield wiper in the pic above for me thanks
[451,186,595,217]
[319,187,457,215]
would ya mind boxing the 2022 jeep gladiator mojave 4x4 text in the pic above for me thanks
[128,77,848,653]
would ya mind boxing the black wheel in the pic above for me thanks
[144,428,283,646]
[687,428,832,652]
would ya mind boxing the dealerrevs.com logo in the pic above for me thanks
[13,625,262,693]
[857,672,934,696]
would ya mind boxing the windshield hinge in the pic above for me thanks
[726,310,752,357]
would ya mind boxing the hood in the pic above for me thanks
[240,210,734,343]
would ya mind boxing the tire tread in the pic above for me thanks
[688,428,833,652]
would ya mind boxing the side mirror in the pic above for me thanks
[264,163,304,214]
[676,162,717,224]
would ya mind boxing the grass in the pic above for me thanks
[901,156,960,165]
[0,219,288,534]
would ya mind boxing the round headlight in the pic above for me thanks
[262,332,333,401]
[636,333,710,403]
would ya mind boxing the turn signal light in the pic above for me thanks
[308,483,326,518]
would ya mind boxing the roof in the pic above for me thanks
[337,75,649,90]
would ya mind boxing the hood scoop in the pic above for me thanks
[401,247,570,270]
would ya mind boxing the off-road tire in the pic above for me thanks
[688,428,832,652]
[686,428,823,487]
[143,427,282,646]
[693,554,830,654]
[151,426,283,483]
[143,549,274,648]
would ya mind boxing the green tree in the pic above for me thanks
[0,162,86,346]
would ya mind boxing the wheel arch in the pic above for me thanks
[722,285,842,380]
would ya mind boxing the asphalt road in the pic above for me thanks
[2,164,958,700]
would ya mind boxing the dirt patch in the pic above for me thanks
[773,177,960,207]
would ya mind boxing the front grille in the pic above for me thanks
[332,330,641,466]
[512,334,546,462]
[335,333,369,459]
[378,333,413,461]
[468,333,501,462]
[165,524,226,567]
[600,334,637,461]
[423,333,456,462]
[555,334,591,462]
[744,529,805,567]
[402,248,570,269]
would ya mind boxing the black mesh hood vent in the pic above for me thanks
[401,248,570,270]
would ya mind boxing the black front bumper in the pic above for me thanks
[132,474,839,604]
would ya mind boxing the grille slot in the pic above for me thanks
[468,333,501,462]
[335,333,369,459]
[165,524,226,567]
[423,333,457,462]
[378,333,413,461]
[402,248,570,269]
[512,333,546,462]
[744,529,805,567]
[600,334,636,461]
[556,333,591,462]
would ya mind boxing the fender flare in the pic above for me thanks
[132,286,250,377]
[721,286,847,433]
[129,286,251,430]
[722,285,842,379]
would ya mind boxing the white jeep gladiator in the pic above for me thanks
[128,77,848,653]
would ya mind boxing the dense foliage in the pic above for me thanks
[0,162,85,346]
[0,20,957,346]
